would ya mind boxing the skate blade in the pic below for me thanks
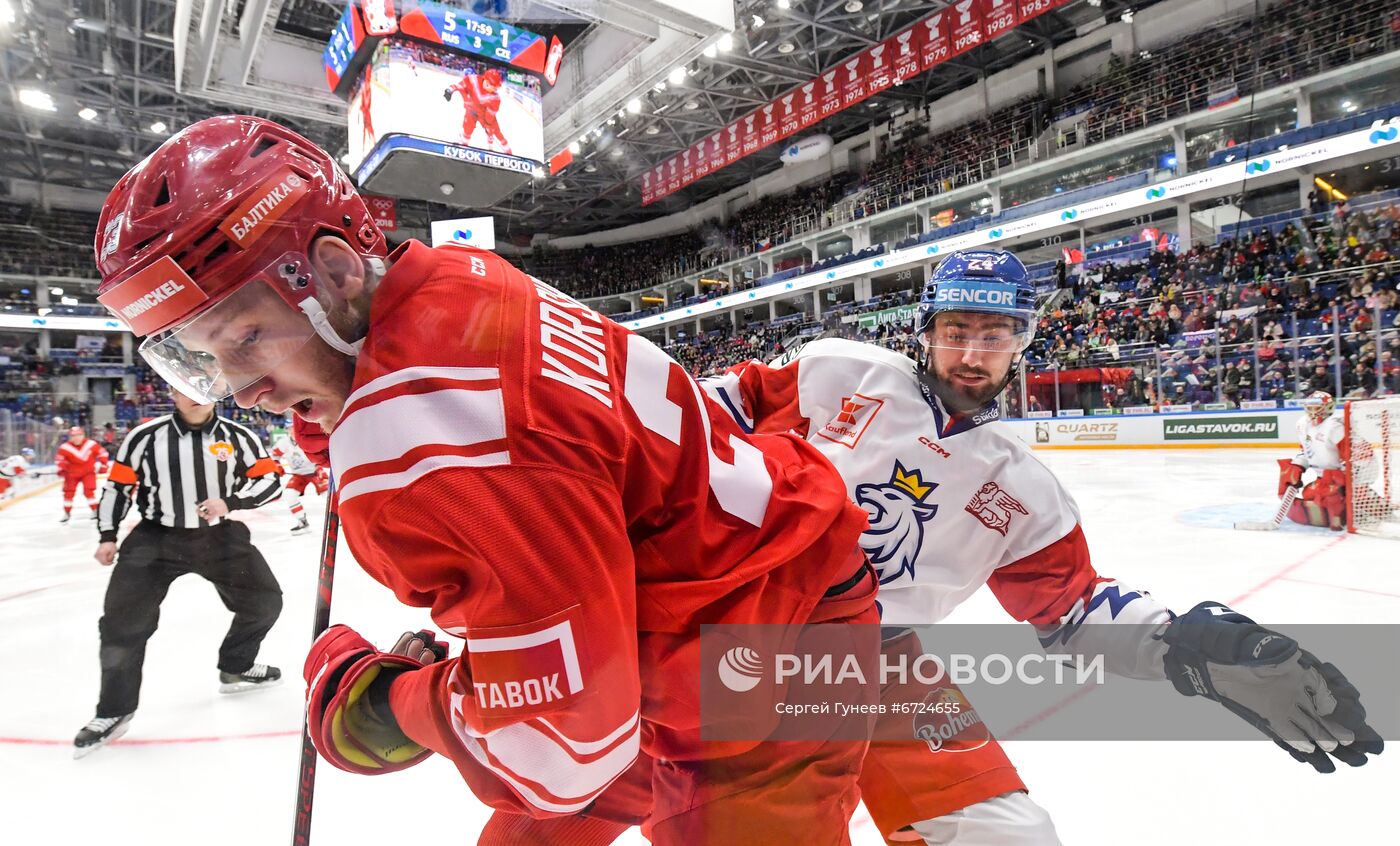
[73,723,131,759]
[219,677,283,695]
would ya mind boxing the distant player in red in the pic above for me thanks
[57,427,108,522]
[444,67,512,154]
[357,65,375,149]
[95,116,878,844]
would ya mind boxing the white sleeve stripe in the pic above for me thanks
[449,696,640,809]
[344,366,500,411]
[535,709,640,756]
[337,449,509,503]
[460,738,619,814]
[331,387,508,472]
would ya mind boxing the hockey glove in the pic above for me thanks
[1277,460,1305,496]
[304,625,447,775]
[1161,602,1383,773]
[292,416,331,469]
[442,87,453,101]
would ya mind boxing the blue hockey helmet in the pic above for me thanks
[19,447,35,460]
[914,249,1037,354]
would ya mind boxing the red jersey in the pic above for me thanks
[56,439,107,478]
[328,241,867,816]
[450,74,490,112]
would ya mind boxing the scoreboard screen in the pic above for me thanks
[347,40,544,176]
[322,4,366,92]
[383,0,550,74]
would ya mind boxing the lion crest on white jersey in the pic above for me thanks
[855,462,939,584]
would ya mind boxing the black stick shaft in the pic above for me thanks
[292,485,340,846]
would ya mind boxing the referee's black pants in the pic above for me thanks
[95,520,283,717]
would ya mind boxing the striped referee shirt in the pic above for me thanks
[97,414,283,542]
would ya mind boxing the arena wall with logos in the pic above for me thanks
[1001,409,1307,449]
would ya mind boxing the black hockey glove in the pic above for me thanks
[1161,602,1383,773]
[442,87,453,101]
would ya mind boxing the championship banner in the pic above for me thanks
[981,0,1022,41]
[363,193,399,231]
[638,0,1074,205]
[948,1,986,56]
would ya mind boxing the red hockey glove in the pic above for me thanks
[1277,460,1304,496]
[303,625,446,775]
[292,416,331,469]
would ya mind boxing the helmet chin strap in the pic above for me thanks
[296,256,385,357]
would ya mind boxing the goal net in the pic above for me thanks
[1346,397,1400,538]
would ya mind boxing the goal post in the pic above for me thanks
[1346,397,1400,538]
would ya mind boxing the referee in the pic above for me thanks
[75,388,286,758]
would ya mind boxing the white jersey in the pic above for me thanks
[1294,411,1345,471]
[270,435,318,477]
[705,338,1170,679]
[0,455,29,478]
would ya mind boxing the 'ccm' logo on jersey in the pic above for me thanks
[933,287,1013,306]
[464,608,586,716]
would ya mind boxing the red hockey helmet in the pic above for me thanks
[481,68,503,88]
[1302,390,1335,424]
[68,426,85,439]
[95,116,387,403]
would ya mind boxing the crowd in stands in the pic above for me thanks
[513,230,715,299]
[3,204,1396,441]
[0,3,1392,319]
[1062,0,1394,148]
[648,200,1399,414]
[502,0,1396,306]
[1029,199,1400,407]
[855,98,1045,213]
[0,204,100,279]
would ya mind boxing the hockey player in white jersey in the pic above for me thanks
[1277,391,1349,530]
[702,249,1383,844]
[269,433,327,534]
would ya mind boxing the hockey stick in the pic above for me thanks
[292,482,339,846]
[1235,484,1299,531]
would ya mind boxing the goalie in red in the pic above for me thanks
[444,67,513,155]
[1278,391,1350,530]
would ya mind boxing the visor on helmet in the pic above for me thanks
[138,252,320,404]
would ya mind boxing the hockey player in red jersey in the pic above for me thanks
[57,427,108,522]
[94,116,878,844]
[444,67,512,154]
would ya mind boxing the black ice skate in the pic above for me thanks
[290,518,311,535]
[218,663,282,694]
[59,513,71,524]
[73,713,133,759]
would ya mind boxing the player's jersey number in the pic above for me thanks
[623,335,772,527]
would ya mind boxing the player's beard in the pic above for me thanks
[929,358,1008,413]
